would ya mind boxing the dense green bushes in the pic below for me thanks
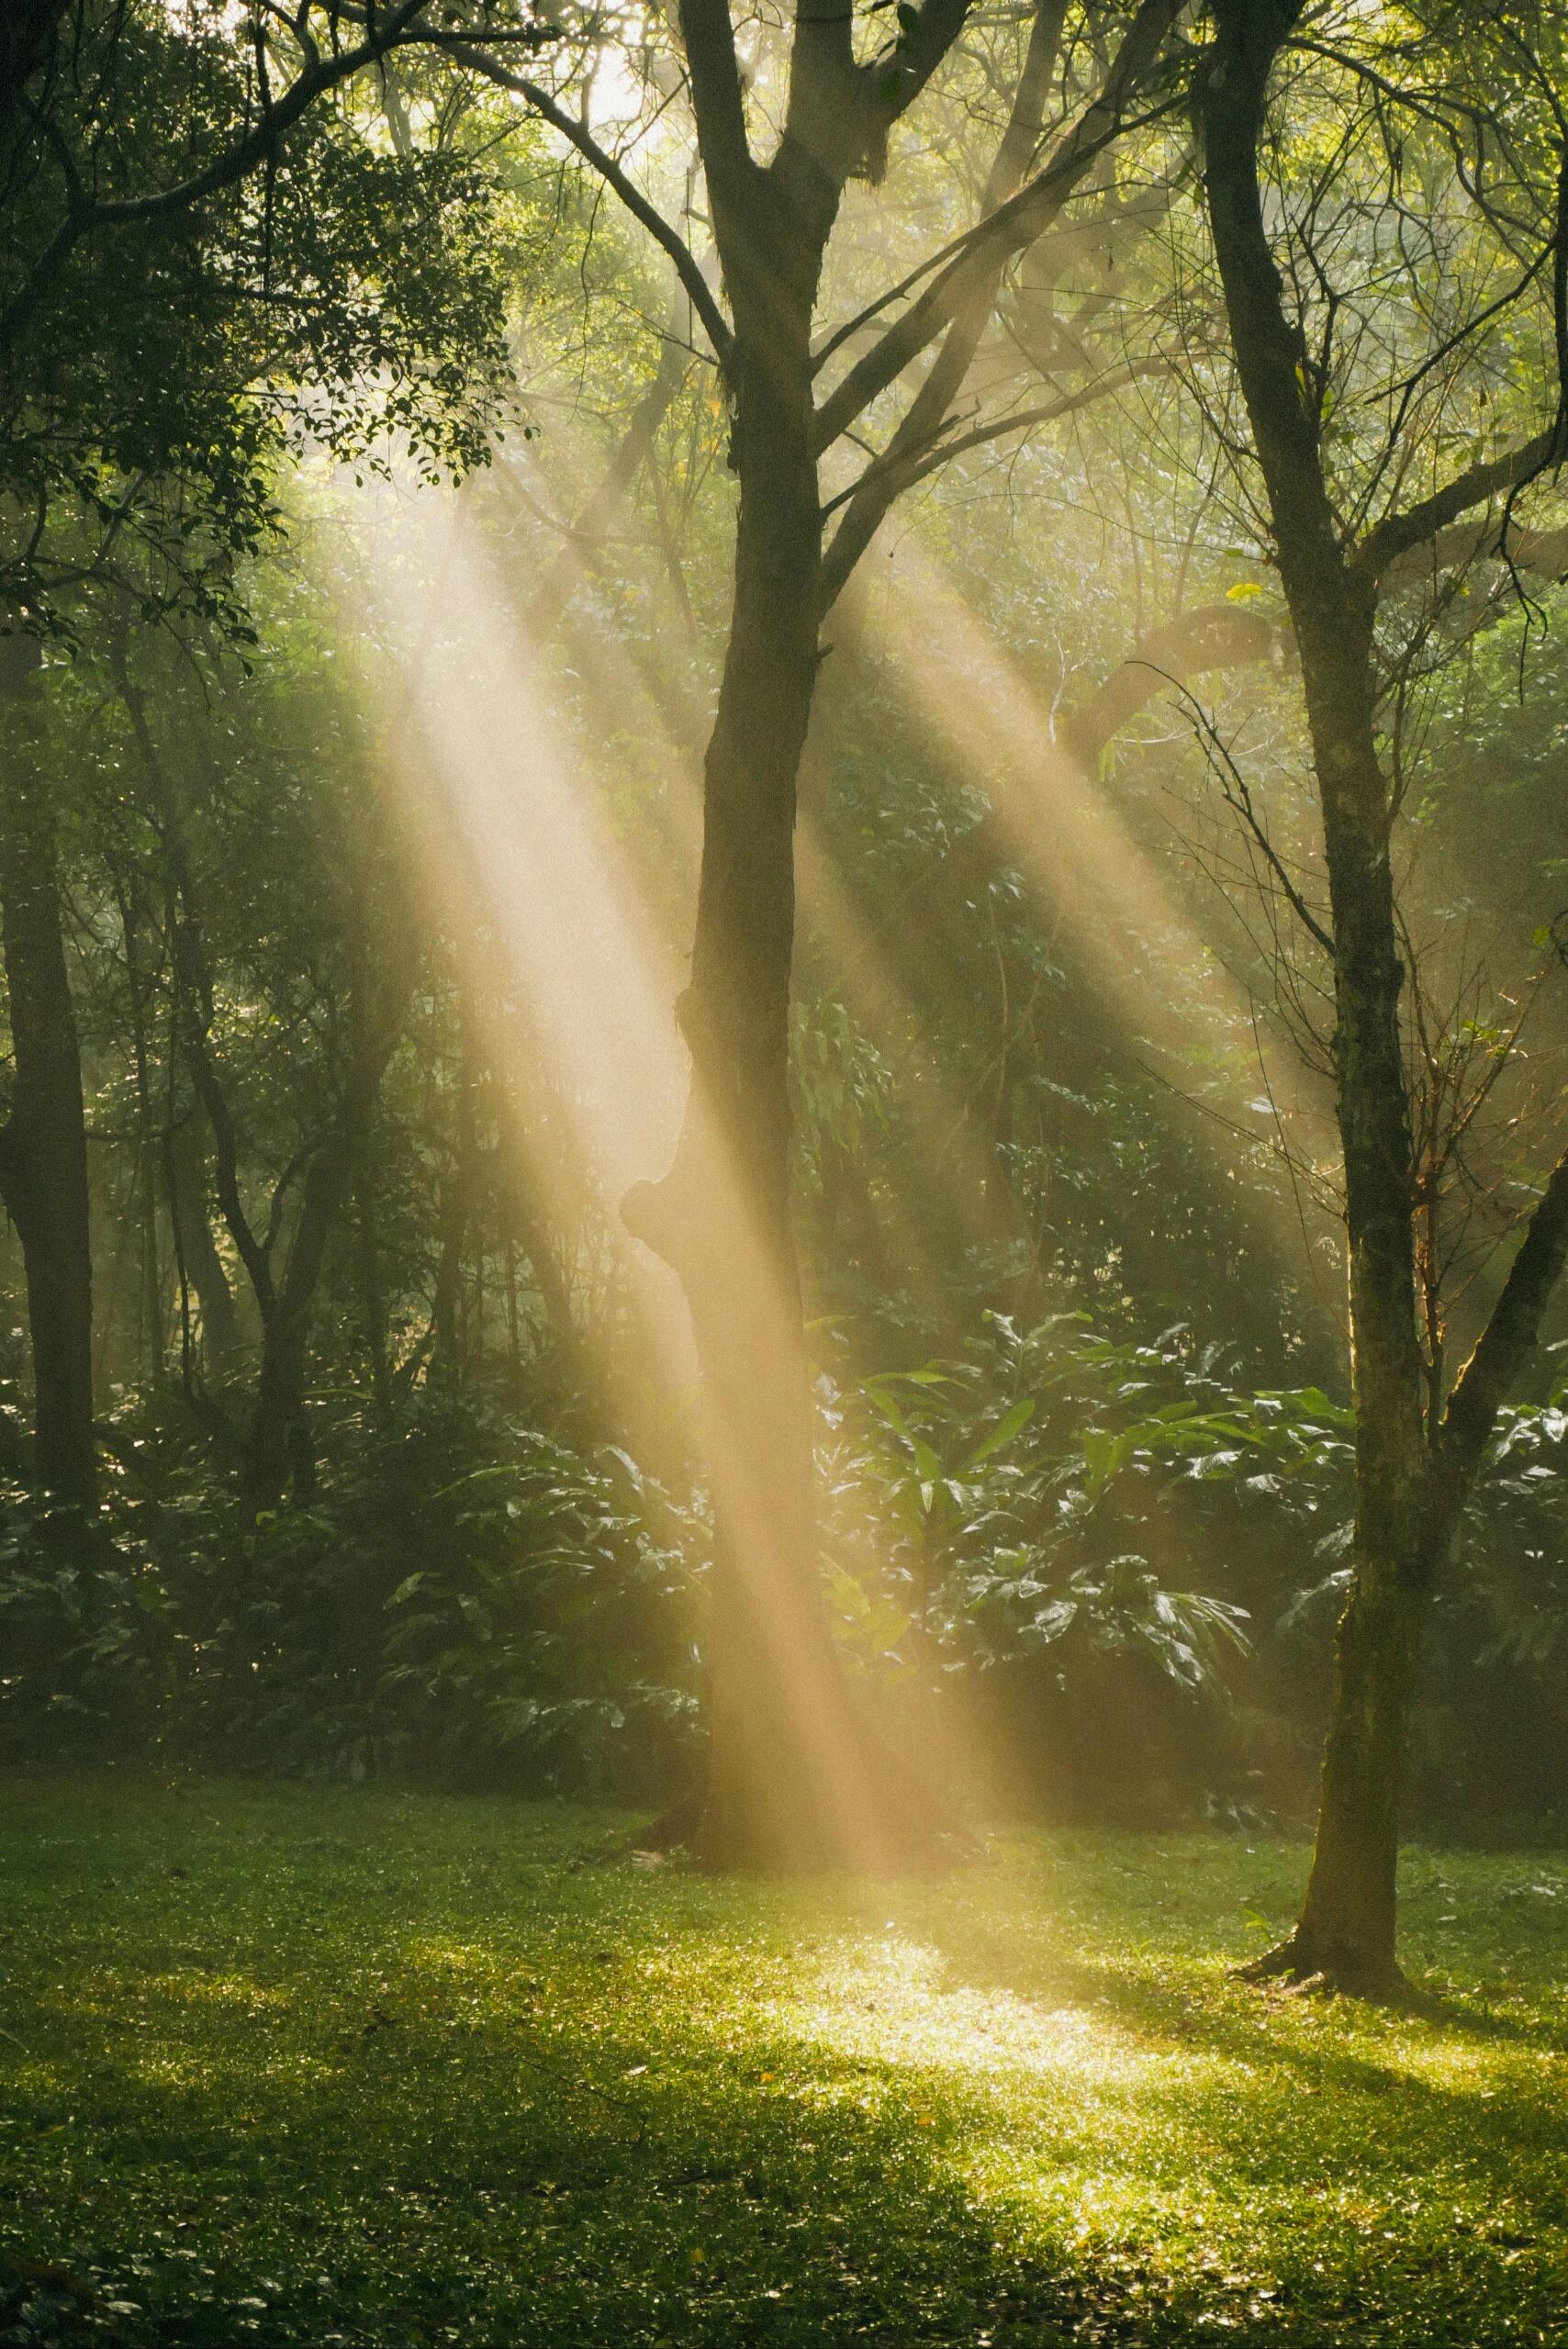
[6,1315,1564,1832]
[0,1379,703,1797]
[819,1314,1568,1834]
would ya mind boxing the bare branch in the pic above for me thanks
[812,0,1184,453]
[1163,675,1334,955]
[1352,431,1559,584]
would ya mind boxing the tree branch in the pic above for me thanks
[811,0,1183,453]
[814,0,1068,607]
[1352,431,1559,584]
[875,0,975,131]
[1,3,554,355]
[86,2,437,226]
[445,41,734,372]
[111,648,276,1314]
[1377,515,1568,593]
[820,361,1156,612]
[678,0,756,211]
[525,296,694,640]
[1061,599,1294,769]
[1439,1139,1568,1484]
[1167,674,1335,955]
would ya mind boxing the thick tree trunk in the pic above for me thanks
[626,281,857,1863]
[0,632,96,1510]
[634,744,936,1862]
[622,78,948,1867]
[1282,1553,1433,1987]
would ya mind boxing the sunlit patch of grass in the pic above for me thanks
[1,1780,1565,2345]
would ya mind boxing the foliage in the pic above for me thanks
[0,0,1564,1861]
[813,1313,1568,1829]
[4,1306,1565,1830]
[2,2,516,638]
[0,1381,704,1797]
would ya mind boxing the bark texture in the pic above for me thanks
[0,631,97,1510]
[1202,0,1568,1993]
[620,0,1192,1869]
[622,0,972,1871]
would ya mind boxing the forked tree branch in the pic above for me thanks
[816,0,1068,607]
[820,362,1157,611]
[812,0,1184,453]
[1352,431,1559,584]
[1439,1140,1568,1484]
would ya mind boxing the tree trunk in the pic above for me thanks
[354,1147,392,1423]
[1202,0,1430,1992]
[432,1011,480,1370]
[1284,1560,1431,1986]
[238,950,409,1515]
[1194,0,1568,1992]
[622,83,949,1867]
[1278,624,1432,1990]
[626,282,846,1862]
[241,1138,352,1515]
[1294,1141,1568,1981]
[165,1113,242,1368]
[0,632,96,1510]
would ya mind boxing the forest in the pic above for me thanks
[2,2,1567,2343]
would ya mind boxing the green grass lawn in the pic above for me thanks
[1,1779,1564,2346]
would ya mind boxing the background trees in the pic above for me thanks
[1,3,1565,1969]
[0,0,517,1507]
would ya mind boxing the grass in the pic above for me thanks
[0,1779,1565,2346]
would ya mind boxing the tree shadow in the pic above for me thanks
[4,1794,1565,2349]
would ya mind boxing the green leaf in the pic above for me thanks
[1082,1427,1133,1492]
[965,1396,1036,1470]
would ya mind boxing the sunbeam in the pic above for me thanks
[869,538,1338,1298]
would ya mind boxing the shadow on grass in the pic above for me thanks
[0,1870,1155,2344]
[3,1788,1566,2349]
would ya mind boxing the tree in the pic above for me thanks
[0,635,95,1508]
[1197,0,1568,1992]
[113,639,420,1512]
[0,0,515,1505]
[442,0,1191,1864]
